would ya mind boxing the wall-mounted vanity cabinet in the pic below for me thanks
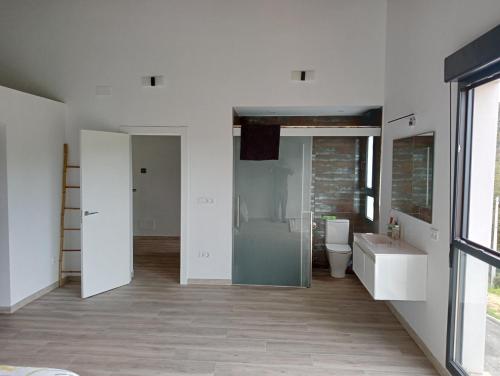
[353,233,427,301]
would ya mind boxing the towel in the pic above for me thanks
[240,124,280,160]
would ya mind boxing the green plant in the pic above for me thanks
[494,274,500,289]
[488,307,500,320]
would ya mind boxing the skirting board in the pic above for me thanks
[187,279,232,286]
[386,302,450,376]
[134,236,180,240]
[0,280,59,314]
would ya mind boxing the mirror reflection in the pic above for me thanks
[392,132,434,223]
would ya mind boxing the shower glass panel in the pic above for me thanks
[233,136,312,287]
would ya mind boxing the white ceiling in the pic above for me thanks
[234,106,381,117]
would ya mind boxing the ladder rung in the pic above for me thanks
[61,270,81,273]
[62,249,81,252]
[65,185,80,188]
[67,165,80,168]
[63,228,80,231]
[64,207,80,210]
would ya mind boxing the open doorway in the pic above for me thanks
[77,128,188,298]
[132,136,181,283]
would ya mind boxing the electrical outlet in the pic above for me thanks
[430,228,439,241]
[197,197,215,205]
[198,252,211,258]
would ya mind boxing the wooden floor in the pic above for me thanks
[0,237,437,375]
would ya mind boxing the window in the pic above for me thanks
[366,195,374,221]
[366,136,374,189]
[448,77,500,376]
[446,25,500,376]
[365,136,375,221]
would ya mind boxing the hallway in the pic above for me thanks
[133,236,181,284]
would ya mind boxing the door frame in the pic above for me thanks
[121,126,189,285]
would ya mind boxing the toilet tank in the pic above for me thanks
[325,219,350,244]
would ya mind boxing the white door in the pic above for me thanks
[80,130,132,298]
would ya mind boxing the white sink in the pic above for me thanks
[361,233,392,245]
[353,233,427,301]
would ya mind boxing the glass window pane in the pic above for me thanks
[366,195,374,221]
[466,78,500,252]
[452,249,500,375]
[366,136,374,189]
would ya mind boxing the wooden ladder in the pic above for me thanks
[58,144,81,287]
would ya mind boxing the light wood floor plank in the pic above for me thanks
[0,237,437,375]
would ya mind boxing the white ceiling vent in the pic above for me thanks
[291,70,315,82]
[142,75,164,88]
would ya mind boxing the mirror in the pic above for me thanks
[392,132,434,223]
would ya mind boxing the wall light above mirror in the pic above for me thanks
[391,132,434,223]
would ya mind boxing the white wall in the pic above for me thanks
[0,86,66,308]
[382,0,500,369]
[0,123,10,307]
[0,0,387,280]
[132,136,181,237]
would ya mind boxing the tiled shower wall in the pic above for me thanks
[311,137,379,268]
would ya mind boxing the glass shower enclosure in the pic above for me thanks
[233,136,312,287]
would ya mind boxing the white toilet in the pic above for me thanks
[325,219,352,278]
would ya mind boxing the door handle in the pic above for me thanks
[84,210,99,216]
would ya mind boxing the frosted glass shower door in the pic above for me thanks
[233,136,312,287]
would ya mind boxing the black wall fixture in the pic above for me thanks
[445,24,500,84]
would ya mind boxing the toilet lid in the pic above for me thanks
[326,243,352,253]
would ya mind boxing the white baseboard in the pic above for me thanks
[134,235,181,239]
[187,278,232,285]
[386,302,450,376]
[0,280,59,314]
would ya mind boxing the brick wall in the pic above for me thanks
[311,137,379,268]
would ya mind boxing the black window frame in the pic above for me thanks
[446,50,500,376]
[446,23,500,376]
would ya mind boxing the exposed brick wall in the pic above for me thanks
[235,115,366,127]
[311,137,379,268]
